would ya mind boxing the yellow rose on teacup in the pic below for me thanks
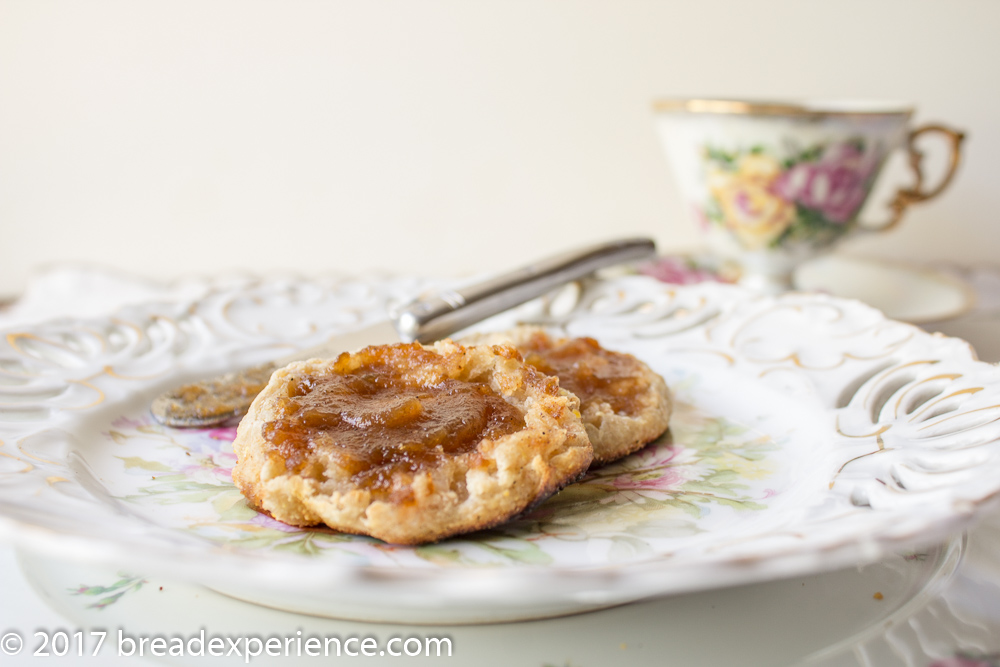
[708,154,795,250]
[733,153,783,184]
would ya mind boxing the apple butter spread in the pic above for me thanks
[260,346,526,497]
[519,335,649,418]
[460,327,673,466]
[231,339,592,545]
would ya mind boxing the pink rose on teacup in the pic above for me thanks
[775,142,881,224]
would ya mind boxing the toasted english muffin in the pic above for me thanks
[461,327,671,466]
[231,339,592,545]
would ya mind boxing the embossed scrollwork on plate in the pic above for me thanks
[2,274,1000,614]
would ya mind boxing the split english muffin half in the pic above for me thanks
[231,340,593,545]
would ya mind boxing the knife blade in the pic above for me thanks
[150,237,656,427]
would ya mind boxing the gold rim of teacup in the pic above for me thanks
[653,98,914,119]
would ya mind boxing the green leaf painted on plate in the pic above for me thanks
[607,534,654,561]
[211,489,252,517]
[414,545,467,566]
[478,537,553,566]
[70,573,146,610]
[115,456,172,472]
[125,480,231,505]
[272,534,327,556]
[625,518,700,539]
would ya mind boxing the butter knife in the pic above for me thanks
[150,237,656,427]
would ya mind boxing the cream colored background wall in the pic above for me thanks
[0,0,996,297]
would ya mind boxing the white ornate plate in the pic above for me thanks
[2,275,999,623]
[15,538,962,666]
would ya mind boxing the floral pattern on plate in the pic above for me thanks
[103,384,779,568]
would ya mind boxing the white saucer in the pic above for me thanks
[20,540,960,667]
[795,255,975,324]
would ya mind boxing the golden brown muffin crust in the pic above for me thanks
[461,327,672,465]
[231,340,593,544]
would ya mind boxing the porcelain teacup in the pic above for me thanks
[653,99,964,293]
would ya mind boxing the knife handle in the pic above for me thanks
[393,237,656,343]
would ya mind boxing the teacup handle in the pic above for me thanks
[862,123,966,232]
